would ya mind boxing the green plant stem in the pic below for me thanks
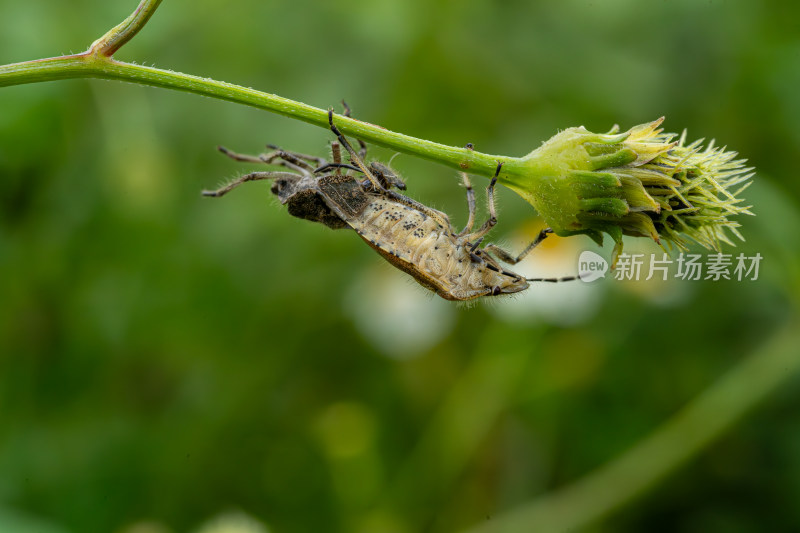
[0,54,517,179]
[372,325,544,531]
[0,0,516,181]
[462,315,800,533]
[89,0,163,56]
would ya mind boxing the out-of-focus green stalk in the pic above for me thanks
[462,316,800,533]
[366,325,544,532]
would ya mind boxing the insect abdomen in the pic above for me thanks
[351,198,446,261]
[348,198,522,300]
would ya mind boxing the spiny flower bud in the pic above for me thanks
[501,118,754,265]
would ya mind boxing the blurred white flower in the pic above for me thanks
[193,511,268,533]
[344,261,456,359]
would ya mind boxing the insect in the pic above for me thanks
[203,109,577,300]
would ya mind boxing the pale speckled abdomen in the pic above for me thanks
[348,195,528,300]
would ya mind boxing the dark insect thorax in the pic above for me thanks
[317,174,371,219]
[285,188,349,230]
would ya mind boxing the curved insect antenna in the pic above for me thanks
[526,274,583,283]
[313,163,362,174]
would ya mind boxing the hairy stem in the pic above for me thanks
[0,0,515,181]
[89,0,163,56]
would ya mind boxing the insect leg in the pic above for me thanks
[219,145,319,175]
[217,146,267,164]
[201,171,297,198]
[328,109,384,190]
[260,150,319,174]
[462,161,502,241]
[456,143,477,236]
[265,144,328,167]
[330,141,342,172]
[457,172,477,236]
[330,109,451,228]
[341,100,368,160]
[484,228,553,265]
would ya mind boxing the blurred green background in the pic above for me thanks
[1,0,799,532]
